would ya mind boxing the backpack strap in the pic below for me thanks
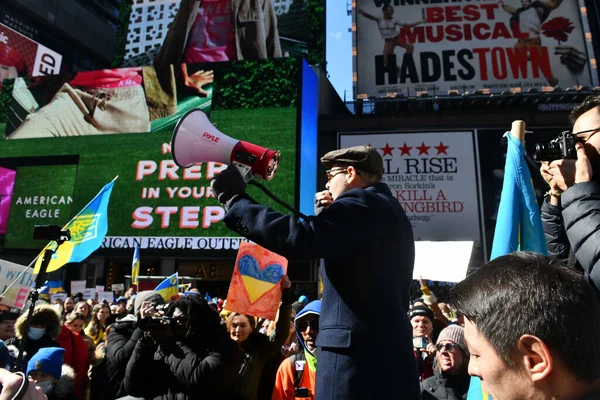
[291,350,306,388]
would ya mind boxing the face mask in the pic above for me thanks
[28,327,46,341]
[36,380,54,394]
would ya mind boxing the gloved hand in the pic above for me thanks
[210,165,247,211]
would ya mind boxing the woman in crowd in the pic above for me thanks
[56,314,89,399]
[421,325,470,400]
[85,304,110,345]
[74,302,91,325]
[124,294,241,399]
[227,276,291,400]
[6,304,61,369]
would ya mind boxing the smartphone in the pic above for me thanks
[412,336,430,349]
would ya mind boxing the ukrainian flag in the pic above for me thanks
[132,242,140,285]
[45,280,63,294]
[33,178,116,274]
[468,132,547,400]
[155,273,178,301]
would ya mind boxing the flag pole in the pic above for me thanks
[510,120,526,146]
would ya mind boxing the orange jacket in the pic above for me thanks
[272,355,316,400]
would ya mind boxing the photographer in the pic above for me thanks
[410,306,437,382]
[105,291,164,399]
[539,94,600,292]
[124,294,241,400]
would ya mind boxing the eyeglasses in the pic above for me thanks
[325,167,349,181]
[296,319,319,332]
[436,343,460,353]
[561,127,600,141]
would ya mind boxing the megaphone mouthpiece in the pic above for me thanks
[171,109,281,180]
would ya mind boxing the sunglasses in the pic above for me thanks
[436,343,460,353]
[296,319,319,332]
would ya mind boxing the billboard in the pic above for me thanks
[354,0,598,97]
[3,63,213,139]
[4,165,77,249]
[0,107,297,251]
[123,0,309,67]
[339,131,484,245]
[0,22,62,90]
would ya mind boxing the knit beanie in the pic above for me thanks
[134,291,165,315]
[436,325,469,356]
[410,305,434,323]
[27,347,64,379]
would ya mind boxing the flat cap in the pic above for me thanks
[320,146,384,177]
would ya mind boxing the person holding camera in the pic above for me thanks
[123,294,241,400]
[410,306,437,382]
[105,291,164,399]
[539,94,600,292]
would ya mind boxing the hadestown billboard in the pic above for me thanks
[354,0,598,97]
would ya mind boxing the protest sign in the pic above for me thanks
[225,242,288,320]
[0,259,34,309]
[70,280,86,295]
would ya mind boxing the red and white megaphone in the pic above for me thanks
[171,109,280,181]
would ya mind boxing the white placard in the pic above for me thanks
[111,283,125,291]
[340,131,482,243]
[98,291,114,304]
[70,280,86,295]
[95,285,105,293]
[0,259,35,309]
[83,288,96,300]
[414,241,473,283]
[50,293,68,303]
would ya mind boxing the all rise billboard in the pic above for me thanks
[354,0,598,97]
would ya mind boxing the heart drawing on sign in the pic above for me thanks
[238,254,284,303]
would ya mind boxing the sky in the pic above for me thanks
[325,0,353,102]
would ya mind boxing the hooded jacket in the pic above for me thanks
[6,304,61,369]
[272,300,321,400]
[105,314,144,399]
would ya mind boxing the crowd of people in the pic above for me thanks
[3,94,600,399]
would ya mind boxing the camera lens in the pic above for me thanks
[534,142,562,162]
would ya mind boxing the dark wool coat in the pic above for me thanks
[224,183,419,400]
[541,182,600,292]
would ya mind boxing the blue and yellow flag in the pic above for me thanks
[155,273,178,301]
[33,178,116,274]
[45,280,63,294]
[132,242,140,285]
[468,132,548,400]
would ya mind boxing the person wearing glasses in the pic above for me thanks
[421,325,470,400]
[272,300,321,400]
[210,145,418,400]
[539,94,600,292]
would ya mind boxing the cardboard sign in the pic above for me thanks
[111,283,124,291]
[50,293,68,303]
[98,291,114,304]
[0,259,35,309]
[70,280,86,296]
[95,285,104,293]
[224,242,288,320]
[83,288,96,300]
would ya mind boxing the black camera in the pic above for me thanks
[534,131,580,162]
[138,303,172,331]
[412,336,430,349]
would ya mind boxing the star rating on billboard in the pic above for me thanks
[375,141,450,157]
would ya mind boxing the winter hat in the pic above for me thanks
[134,291,165,315]
[116,296,127,304]
[27,347,64,380]
[436,325,469,356]
[298,295,309,304]
[409,306,434,323]
[0,311,18,323]
[292,301,304,315]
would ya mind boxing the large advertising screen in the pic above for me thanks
[0,106,297,250]
[354,0,598,97]
[0,22,62,90]
[123,0,309,67]
[3,63,212,139]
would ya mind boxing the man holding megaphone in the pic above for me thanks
[210,146,419,400]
